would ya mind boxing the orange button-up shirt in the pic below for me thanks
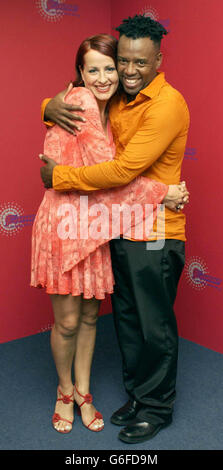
[41,72,190,241]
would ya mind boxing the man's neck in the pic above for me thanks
[126,94,136,103]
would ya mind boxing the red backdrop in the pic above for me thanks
[0,0,112,342]
[1,0,223,353]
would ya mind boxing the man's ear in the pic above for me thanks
[156,52,163,70]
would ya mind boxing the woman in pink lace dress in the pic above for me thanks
[31,35,185,434]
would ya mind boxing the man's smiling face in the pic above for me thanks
[117,35,163,98]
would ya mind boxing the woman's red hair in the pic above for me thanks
[73,34,118,86]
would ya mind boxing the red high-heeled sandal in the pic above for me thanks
[52,387,74,434]
[74,384,104,432]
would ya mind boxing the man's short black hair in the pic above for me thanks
[115,14,168,47]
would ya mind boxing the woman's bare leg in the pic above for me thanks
[50,293,82,432]
[74,296,104,430]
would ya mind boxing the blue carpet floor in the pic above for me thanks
[0,313,222,451]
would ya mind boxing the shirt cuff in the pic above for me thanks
[52,165,76,191]
[41,98,54,127]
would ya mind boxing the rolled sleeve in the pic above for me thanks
[41,98,54,127]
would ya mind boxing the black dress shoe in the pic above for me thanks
[110,400,141,426]
[118,417,172,443]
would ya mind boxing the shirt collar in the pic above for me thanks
[139,71,166,99]
[119,72,166,108]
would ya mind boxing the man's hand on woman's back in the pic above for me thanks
[44,82,86,134]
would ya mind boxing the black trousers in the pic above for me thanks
[109,238,185,425]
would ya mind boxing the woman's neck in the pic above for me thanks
[97,99,109,134]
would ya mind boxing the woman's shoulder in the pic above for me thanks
[65,87,97,108]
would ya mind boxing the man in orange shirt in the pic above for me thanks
[40,15,190,443]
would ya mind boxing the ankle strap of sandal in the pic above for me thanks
[57,387,74,405]
[75,384,93,407]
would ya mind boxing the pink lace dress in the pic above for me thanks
[31,88,168,299]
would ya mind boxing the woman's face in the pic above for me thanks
[80,49,119,102]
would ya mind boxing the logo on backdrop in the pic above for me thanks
[184,147,198,161]
[0,202,35,237]
[184,256,222,291]
[140,5,170,29]
[35,0,79,22]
